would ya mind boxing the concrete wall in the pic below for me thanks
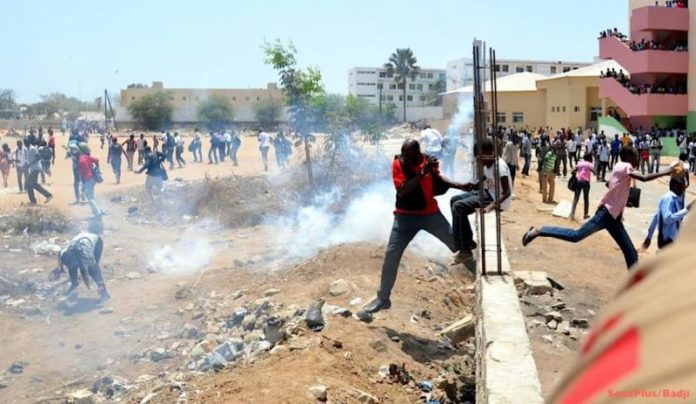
[539,76,603,130]
[113,105,289,125]
[0,120,64,131]
[120,83,283,109]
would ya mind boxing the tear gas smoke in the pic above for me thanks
[148,222,216,275]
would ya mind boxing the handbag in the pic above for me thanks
[92,164,104,184]
[626,187,641,208]
[567,172,578,192]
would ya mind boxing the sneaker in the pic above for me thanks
[45,195,53,204]
[362,297,391,314]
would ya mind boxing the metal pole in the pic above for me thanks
[490,49,503,275]
[105,90,118,131]
[104,89,108,134]
[473,42,486,275]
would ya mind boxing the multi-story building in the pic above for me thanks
[347,67,446,107]
[446,58,591,91]
[598,0,694,133]
[119,81,285,124]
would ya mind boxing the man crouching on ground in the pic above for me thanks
[363,139,470,314]
[50,232,110,300]
[450,137,512,264]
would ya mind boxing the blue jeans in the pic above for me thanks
[84,178,102,216]
[538,207,637,269]
[522,153,531,176]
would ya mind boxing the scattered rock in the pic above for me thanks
[9,362,24,374]
[149,348,170,362]
[551,302,566,310]
[513,271,553,295]
[306,299,325,332]
[572,318,590,329]
[328,279,353,296]
[356,310,373,323]
[369,339,387,353]
[263,288,281,297]
[418,380,434,393]
[175,286,193,300]
[557,320,571,335]
[547,319,558,330]
[349,297,364,307]
[264,316,284,345]
[181,324,199,339]
[441,314,475,344]
[66,389,94,404]
[544,311,563,322]
[30,239,62,255]
[542,335,554,343]
[125,272,142,280]
[308,384,328,402]
[98,307,114,314]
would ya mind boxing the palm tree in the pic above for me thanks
[384,48,420,122]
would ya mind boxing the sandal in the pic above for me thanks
[522,226,537,247]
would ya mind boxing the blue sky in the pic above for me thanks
[2,0,627,103]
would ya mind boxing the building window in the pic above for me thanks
[131,96,135,101]
[419,95,426,101]
[182,96,187,101]
[526,65,533,72]
[379,72,386,78]
[502,65,509,72]
[427,73,433,79]
[495,64,501,72]
[381,95,386,101]
[512,112,524,123]
[515,66,524,73]
[387,95,394,101]
[563,67,571,73]
[195,97,199,101]
[416,84,423,91]
[590,107,602,121]
[232,96,236,101]
[389,84,397,90]
[407,95,413,101]
[409,84,416,90]
[574,106,580,112]
[428,84,434,90]
[551,106,555,112]
[420,73,427,79]
[550,66,557,74]
[399,96,403,101]
[257,97,260,101]
[562,106,566,112]
[169,97,174,101]
[496,112,506,123]
[245,97,249,101]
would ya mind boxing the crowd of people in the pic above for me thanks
[628,38,688,52]
[601,68,688,95]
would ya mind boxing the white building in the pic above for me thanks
[446,58,592,91]
[348,66,446,107]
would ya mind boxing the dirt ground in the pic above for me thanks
[0,130,477,403]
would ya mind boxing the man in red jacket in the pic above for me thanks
[77,143,103,217]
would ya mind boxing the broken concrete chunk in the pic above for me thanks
[441,314,475,344]
[572,318,590,329]
[328,279,353,297]
[544,311,563,322]
[513,271,553,295]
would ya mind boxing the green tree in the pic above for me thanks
[253,98,283,130]
[197,94,235,131]
[383,102,398,124]
[0,89,16,119]
[384,48,420,122]
[263,39,325,187]
[127,91,174,130]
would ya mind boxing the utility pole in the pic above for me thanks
[377,83,383,123]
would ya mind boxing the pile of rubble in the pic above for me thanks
[514,271,592,346]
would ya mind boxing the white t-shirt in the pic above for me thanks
[420,129,443,155]
[482,157,512,210]
[258,132,271,148]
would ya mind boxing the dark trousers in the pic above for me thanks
[554,154,568,176]
[165,148,174,169]
[598,161,609,181]
[26,169,51,204]
[570,180,590,218]
[208,145,218,164]
[16,166,26,192]
[521,153,531,176]
[218,145,226,162]
[176,150,186,167]
[609,153,619,169]
[507,163,517,185]
[450,190,493,252]
[72,166,82,202]
[377,212,456,300]
[111,159,122,183]
[230,147,239,166]
[538,206,638,269]
[568,151,578,168]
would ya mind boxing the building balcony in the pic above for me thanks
[631,6,689,32]
[599,78,687,116]
[599,36,688,74]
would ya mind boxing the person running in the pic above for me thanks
[258,129,271,171]
[174,132,186,168]
[50,232,109,300]
[362,139,469,314]
[523,146,671,269]
[190,130,202,163]
[152,134,160,152]
[638,136,650,174]
[610,134,621,169]
[123,134,137,171]
[38,139,53,183]
[441,131,458,178]
[541,145,557,204]
[25,141,53,205]
[137,146,168,203]
[77,144,103,217]
[229,130,241,166]
[1,144,12,188]
[450,137,513,263]
[640,177,692,252]
[48,128,56,164]
[569,153,597,222]
[12,140,28,193]
[272,133,285,168]
[107,136,127,184]
[420,125,444,160]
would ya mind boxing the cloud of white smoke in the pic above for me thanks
[148,222,216,275]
